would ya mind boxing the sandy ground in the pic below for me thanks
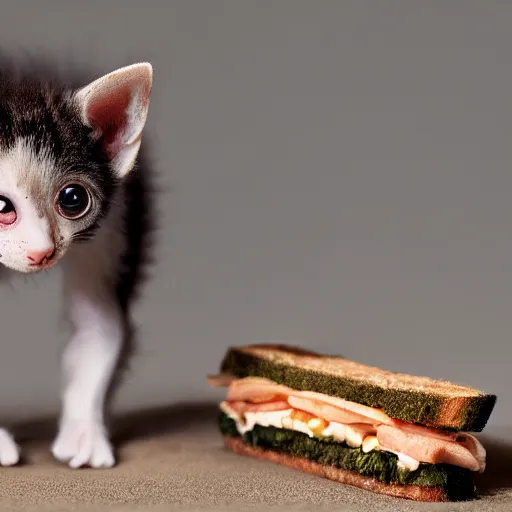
[0,403,509,512]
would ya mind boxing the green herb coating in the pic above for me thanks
[220,349,496,432]
[219,413,475,501]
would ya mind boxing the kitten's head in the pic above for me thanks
[0,61,153,273]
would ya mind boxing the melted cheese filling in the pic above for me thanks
[220,402,420,472]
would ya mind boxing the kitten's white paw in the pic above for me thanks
[0,428,19,466]
[51,420,115,469]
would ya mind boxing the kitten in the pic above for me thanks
[0,58,155,468]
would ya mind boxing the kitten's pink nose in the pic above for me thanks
[27,247,55,265]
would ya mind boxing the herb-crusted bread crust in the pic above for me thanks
[219,413,475,501]
[224,437,454,502]
[220,344,496,432]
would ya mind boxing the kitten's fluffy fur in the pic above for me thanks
[0,57,155,468]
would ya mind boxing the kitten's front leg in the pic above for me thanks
[0,267,22,466]
[51,245,124,468]
[0,430,19,466]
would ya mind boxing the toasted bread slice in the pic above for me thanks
[218,412,476,501]
[224,437,454,502]
[220,344,496,432]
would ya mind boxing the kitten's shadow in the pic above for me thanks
[10,401,220,445]
[8,402,512,496]
[111,401,221,443]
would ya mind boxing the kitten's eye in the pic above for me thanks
[56,184,91,219]
[0,195,16,225]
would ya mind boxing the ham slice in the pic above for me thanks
[211,375,487,472]
[376,425,482,472]
[226,377,291,403]
[224,376,394,425]
[287,396,375,425]
[295,390,394,426]
[390,419,458,442]
[457,433,487,472]
[228,400,291,414]
[385,420,486,470]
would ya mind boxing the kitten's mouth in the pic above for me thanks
[26,254,60,272]
[29,260,58,271]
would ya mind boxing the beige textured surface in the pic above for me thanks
[0,403,510,512]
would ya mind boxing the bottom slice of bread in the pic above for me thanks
[224,436,450,502]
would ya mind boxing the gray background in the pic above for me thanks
[0,1,508,434]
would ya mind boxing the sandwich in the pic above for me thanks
[207,344,496,502]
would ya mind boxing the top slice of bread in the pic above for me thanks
[219,344,496,432]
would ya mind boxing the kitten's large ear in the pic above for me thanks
[75,62,153,177]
